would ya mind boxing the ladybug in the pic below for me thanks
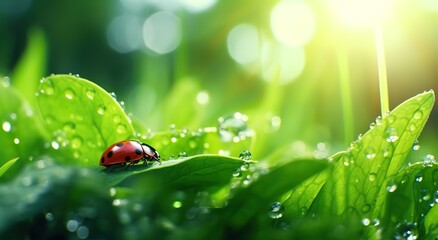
[100,140,161,168]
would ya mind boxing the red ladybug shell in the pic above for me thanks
[100,140,160,167]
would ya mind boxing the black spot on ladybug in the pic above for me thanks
[125,156,131,161]
[135,149,142,155]
[107,151,113,158]
[116,143,123,147]
[101,157,105,163]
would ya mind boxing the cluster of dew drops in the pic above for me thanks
[34,74,133,162]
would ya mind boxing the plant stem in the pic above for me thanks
[375,24,390,116]
[337,45,354,144]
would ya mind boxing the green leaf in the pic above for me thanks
[36,74,135,165]
[0,159,120,239]
[103,154,244,188]
[316,91,434,218]
[425,201,438,238]
[12,28,47,105]
[0,158,19,177]
[224,159,329,228]
[142,127,252,160]
[0,83,46,167]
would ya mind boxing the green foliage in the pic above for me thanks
[0,74,436,239]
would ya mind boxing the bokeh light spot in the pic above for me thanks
[179,0,217,12]
[143,11,181,54]
[227,23,260,65]
[270,0,316,47]
[107,15,143,53]
[261,42,306,84]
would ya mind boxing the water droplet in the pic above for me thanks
[111,92,117,99]
[300,206,308,215]
[40,79,54,95]
[408,123,417,132]
[239,150,252,161]
[385,127,399,142]
[387,184,397,193]
[71,137,82,149]
[13,138,20,144]
[86,88,95,100]
[368,173,377,181]
[232,169,241,177]
[362,218,370,226]
[375,116,382,126]
[97,105,106,115]
[412,140,420,151]
[386,115,396,124]
[116,124,126,134]
[113,114,121,123]
[365,147,376,159]
[371,218,380,226]
[240,162,250,171]
[64,88,75,100]
[2,121,11,132]
[382,144,393,158]
[178,152,188,158]
[415,174,423,182]
[119,100,125,110]
[1,76,11,87]
[423,154,436,167]
[369,122,376,129]
[269,202,284,219]
[361,204,371,213]
[413,110,423,120]
[420,189,431,202]
[394,222,418,240]
[218,112,253,142]
[45,212,54,221]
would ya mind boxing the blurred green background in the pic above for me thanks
[1,0,437,157]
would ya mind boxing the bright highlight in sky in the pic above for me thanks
[270,0,316,47]
[327,0,394,27]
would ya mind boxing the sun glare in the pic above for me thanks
[327,0,394,28]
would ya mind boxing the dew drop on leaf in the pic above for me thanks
[300,206,308,215]
[40,78,54,95]
[64,88,75,100]
[365,147,376,159]
[368,173,377,181]
[408,123,417,132]
[375,116,382,126]
[362,218,370,226]
[386,115,396,124]
[232,169,241,177]
[386,184,398,193]
[385,127,399,143]
[394,222,418,240]
[239,150,252,161]
[218,112,253,142]
[116,124,126,134]
[415,174,423,182]
[412,140,420,151]
[86,88,95,100]
[361,204,371,213]
[423,154,436,167]
[178,152,188,158]
[97,105,106,115]
[413,110,423,120]
[269,202,284,219]
[71,136,83,149]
